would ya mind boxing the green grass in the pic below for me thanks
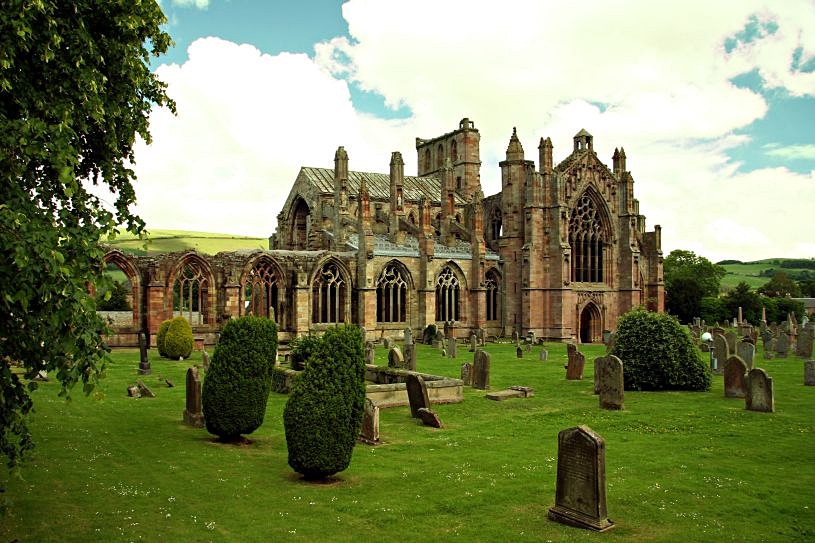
[105,229,267,255]
[720,259,813,291]
[2,342,814,542]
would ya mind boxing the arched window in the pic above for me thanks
[491,207,502,240]
[173,260,209,325]
[485,269,500,321]
[290,198,310,250]
[436,143,444,169]
[436,266,460,322]
[312,262,346,324]
[424,149,432,173]
[434,213,442,237]
[569,194,608,283]
[450,139,458,162]
[244,258,283,323]
[376,264,408,323]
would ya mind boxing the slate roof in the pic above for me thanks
[344,233,500,261]
[299,167,468,206]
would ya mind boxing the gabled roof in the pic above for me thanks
[299,167,469,206]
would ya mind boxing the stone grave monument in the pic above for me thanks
[360,398,380,444]
[745,368,775,413]
[182,366,204,427]
[597,356,624,410]
[804,360,815,386]
[138,331,151,375]
[723,355,748,398]
[472,350,491,390]
[406,374,431,418]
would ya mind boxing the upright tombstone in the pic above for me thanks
[138,332,151,375]
[182,366,204,427]
[404,327,413,345]
[548,426,614,532]
[469,333,478,352]
[712,333,729,371]
[383,337,392,351]
[202,350,210,372]
[472,349,491,390]
[539,349,549,361]
[764,338,776,360]
[796,327,813,358]
[365,341,376,365]
[360,398,380,444]
[516,345,524,359]
[723,355,748,398]
[405,374,431,418]
[566,352,586,380]
[460,362,473,386]
[745,368,775,413]
[387,346,404,368]
[724,331,738,356]
[804,360,815,386]
[566,343,578,367]
[736,341,756,370]
[775,334,789,358]
[403,341,417,371]
[597,356,624,410]
[447,337,458,359]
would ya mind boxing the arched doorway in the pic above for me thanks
[579,303,601,344]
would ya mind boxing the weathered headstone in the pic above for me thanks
[804,360,815,386]
[796,327,813,358]
[387,346,404,368]
[360,398,380,444]
[460,362,473,386]
[447,337,457,359]
[516,345,523,359]
[736,341,756,370]
[724,331,738,356]
[513,330,520,346]
[597,356,624,410]
[404,327,413,345]
[539,349,549,361]
[403,341,417,372]
[405,374,431,418]
[469,333,478,352]
[138,331,151,375]
[383,337,392,351]
[548,426,614,532]
[476,327,486,346]
[202,350,210,372]
[365,341,376,365]
[776,334,789,358]
[764,338,776,359]
[566,342,578,366]
[417,407,443,428]
[712,333,728,371]
[745,368,775,413]
[723,355,748,398]
[183,366,204,427]
[566,351,585,380]
[486,386,535,401]
[473,350,491,390]
[136,380,155,398]
[127,385,140,398]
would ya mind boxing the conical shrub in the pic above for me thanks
[163,316,193,360]
[202,316,277,441]
[283,325,366,480]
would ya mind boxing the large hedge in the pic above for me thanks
[289,334,322,371]
[156,319,172,358]
[283,325,366,480]
[202,316,278,441]
[610,308,711,391]
[163,316,193,360]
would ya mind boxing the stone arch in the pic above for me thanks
[569,187,613,284]
[101,249,141,329]
[407,210,418,226]
[579,301,602,344]
[485,267,501,322]
[436,143,444,169]
[450,139,458,162]
[167,253,215,327]
[375,260,414,324]
[435,262,467,323]
[289,195,311,250]
[310,257,352,325]
[240,255,287,327]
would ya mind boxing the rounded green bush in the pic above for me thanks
[156,319,172,358]
[610,308,711,391]
[202,316,278,441]
[163,316,193,360]
[283,325,365,480]
[422,324,438,345]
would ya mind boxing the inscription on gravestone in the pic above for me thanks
[736,341,755,370]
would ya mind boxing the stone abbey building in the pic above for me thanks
[103,118,664,347]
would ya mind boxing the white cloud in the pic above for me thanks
[171,0,210,8]
[764,143,815,160]
[133,1,815,263]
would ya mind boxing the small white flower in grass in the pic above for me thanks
[206,521,216,530]
[168,496,175,503]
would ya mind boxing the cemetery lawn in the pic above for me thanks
[2,342,814,542]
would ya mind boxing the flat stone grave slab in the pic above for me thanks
[486,386,535,401]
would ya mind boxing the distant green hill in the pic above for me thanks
[717,258,815,291]
[104,229,267,255]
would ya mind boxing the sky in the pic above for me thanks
[130,0,815,263]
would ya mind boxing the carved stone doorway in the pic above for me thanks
[579,303,602,344]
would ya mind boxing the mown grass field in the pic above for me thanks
[105,229,267,255]
[719,259,812,291]
[2,342,814,542]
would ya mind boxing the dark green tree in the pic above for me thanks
[284,325,366,480]
[664,250,726,323]
[202,317,278,442]
[610,308,711,391]
[96,280,132,311]
[0,2,173,477]
[758,271,802,298]
[288,334,322,372]
[722,282,762,324]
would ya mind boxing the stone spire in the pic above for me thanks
[506,127,525,161]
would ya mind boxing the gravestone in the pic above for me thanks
[513,330,520,346]
[443,321,451,339]
[447,337,458,359]
[476,327,486,346]
[387,346,404,368]
[540,349,549,361]
[566,352,585,380]
[527,331,536,345]
[796,327,813,358]
[383,337,392,351]
[127,385,140,398]
[764,338,776,359]
[365,341,376,365]
[776,334,789,358]
[138,332,151,375]
[566,343,578,366]
[404,327,413,345]
[473,350,491,390]
[403,341,417,371]
[745,368,775,413]
[417,407,443,428]
[548,425,614,532]
[486,386,535,401]
[406,374,431,418]
[136,380,155,398]
[712,333,729,371]
[182,366,204,427]
[736,341,756,370]
[605,331,616,353]
[460,362,473,386]
[804,360,815,386]
[516,346,524,359]
[597,355,624,410]
[202,350,210,372]
[360,398,380,444]
[725,331,738,356]
[469,333,477,352]
[723,355,748,398]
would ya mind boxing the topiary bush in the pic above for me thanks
[289,334,322,371]
[283,325,366,480]
[202,316,278,442]
[422,324,438,345]
[163,316,194,360]
[156,319,172,358]
[610,308,711,391]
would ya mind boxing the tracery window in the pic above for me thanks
[312,262,346,324]
[490,207,502,240]
[376,264,408,323]
[569,194,608,283]
[485,269,500,321]
[173,260,209,325]
[436,143,444,169]
[435,266,460,322]
[243,258,283,324]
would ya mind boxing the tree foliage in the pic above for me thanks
[664,250,726,323]
[96,280,132,311]
[202,317,277,441]
[284,325,366,480]
[0,2,173,476]
[288,334,322,372]
[163,317,193,360]
[758,271,802,298]
[610,308,711,391]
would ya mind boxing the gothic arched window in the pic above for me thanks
[436,266,460,322]
[244,258,283,324]
[312,262,346,324]
[376,264,408,323]
[436,143,444,169]
[450,139,458,162]
[173,259,209,325]
[569,194,608,283]
[424,149,432,173]
[491,207,502,240]
[485,269,500,321]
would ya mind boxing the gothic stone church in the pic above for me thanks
[102,118,663,347]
